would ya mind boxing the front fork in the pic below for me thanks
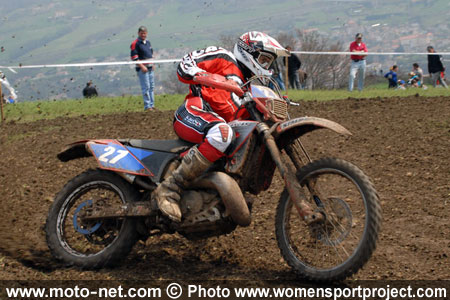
[285,141,325,209]
[257,123,324,225]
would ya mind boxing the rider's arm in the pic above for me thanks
[177,52,207,84]
[177,46,237,85]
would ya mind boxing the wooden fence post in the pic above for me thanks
[0,83,4,125]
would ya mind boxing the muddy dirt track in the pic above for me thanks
[0,95,449,281]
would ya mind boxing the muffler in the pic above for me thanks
[191,172,251,227]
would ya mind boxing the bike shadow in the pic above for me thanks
[102,236,310,284]
[8,236,353,287]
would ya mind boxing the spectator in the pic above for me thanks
[427,46,448,89]
[131,26,156,111]
[268,57,285,91]
[384,65,399,89]
[412,63,424,86]
[348,33,368,92]
[5,95,15,104]
[439,72,447,86]
[284,46,302,89]
[0,70,17,102]
[407,72,420,88]
[82,81,98,98]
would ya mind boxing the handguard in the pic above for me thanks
[193,73,245,97]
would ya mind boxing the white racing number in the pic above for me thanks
[98,146,129,164]
[191,46,221,58]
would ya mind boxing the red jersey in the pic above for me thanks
[177,46,248,122]
[349,41,368,60]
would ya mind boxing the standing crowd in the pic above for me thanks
[348,34,448,92]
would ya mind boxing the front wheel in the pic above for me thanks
[45,169,140,268]
[276,157,381,281]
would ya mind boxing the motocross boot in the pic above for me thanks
[153,146,212,222]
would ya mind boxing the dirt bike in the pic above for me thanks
[45,73,381,282]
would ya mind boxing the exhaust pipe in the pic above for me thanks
[191,172,251,227]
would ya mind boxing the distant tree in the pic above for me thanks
[296,30,350,89]
[275,32,297,49]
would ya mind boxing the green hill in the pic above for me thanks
[0,0,448,101]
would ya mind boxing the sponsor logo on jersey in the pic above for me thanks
[185,115,202,127]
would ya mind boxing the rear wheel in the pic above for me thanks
[45,169,140,268]
[275,157,381,281]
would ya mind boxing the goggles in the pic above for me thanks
[256,51,275,69]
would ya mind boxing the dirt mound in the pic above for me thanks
[0,96,449,280]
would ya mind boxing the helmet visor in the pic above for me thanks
[256,52,275,70]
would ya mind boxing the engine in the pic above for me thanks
[177,189,236,239]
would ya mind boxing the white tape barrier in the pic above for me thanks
[0,51,449,71]
[293,51,450,56]
[0,58,181,72]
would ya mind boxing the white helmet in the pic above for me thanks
[233,31,290,77]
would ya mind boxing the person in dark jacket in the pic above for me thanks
[82,81,98,98]
[131,26,156,110]
[427,46,448,88]
[284,46,302,89]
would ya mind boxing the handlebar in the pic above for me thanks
[193,73,300,107]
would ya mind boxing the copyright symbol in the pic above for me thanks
[166,283,183,299]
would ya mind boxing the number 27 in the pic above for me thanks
[98,147,129,164]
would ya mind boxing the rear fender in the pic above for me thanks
[57,139,154,177]
[275,116,352,145]
[57,140,92,162]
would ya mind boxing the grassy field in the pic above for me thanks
[286,84,450,101]
[1,94,183,123]
[2,86,449,124]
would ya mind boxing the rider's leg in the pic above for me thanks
[153,145,212,222]
[153,98,233,221]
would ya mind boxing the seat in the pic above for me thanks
[120,139,195,153]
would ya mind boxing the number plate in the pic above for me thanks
[87,140,153,176]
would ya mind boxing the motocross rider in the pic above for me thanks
[153,31,289,222]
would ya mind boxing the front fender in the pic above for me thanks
[275,116,352,142]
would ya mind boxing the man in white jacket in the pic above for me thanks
[0,71,18,103]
